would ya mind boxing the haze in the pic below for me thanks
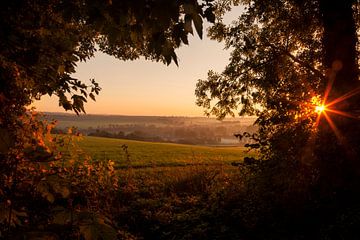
[35,7,243,116]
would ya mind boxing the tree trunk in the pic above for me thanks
[317,0,360,190]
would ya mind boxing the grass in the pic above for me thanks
[63,135,255,168]
[37,135,354,240]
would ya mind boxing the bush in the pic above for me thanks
[0,111,120,239]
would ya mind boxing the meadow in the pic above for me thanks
[63,135,255,168]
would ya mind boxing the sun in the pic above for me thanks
[310,96,326,114]
[315,104,326,114]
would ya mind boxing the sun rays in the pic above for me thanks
[308,81,360,152]
[312,85,360,127]
[298,78,360,164]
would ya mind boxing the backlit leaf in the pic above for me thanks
[184,14,193,34]
[193,14,203,39]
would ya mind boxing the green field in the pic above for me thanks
[65,136,254,168]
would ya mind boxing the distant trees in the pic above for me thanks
[54,116,253,145]
[85,127,221,145]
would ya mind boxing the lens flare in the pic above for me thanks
[315,104,325,114]
[310,96,326,115]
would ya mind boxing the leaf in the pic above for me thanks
[180,32,189,45]
[24,231,59,240]
[192,14,203,39]
[0,128,14,153]
[57,65,65,74]
[204,7,215,23]
[72,95,86,114]
[171,51,178,66]
[183,4,196,15]
[130,31,138,43]
[52,207,71,225]
[76,211,117,240]
[162,43,174,65]
[79,220,117,240]
[0,203,27,227]
[184,14,193,34]
[29,145,53,162]
[47,175,67,192]
[12,209,28,218]
[58,93,72,111]
[80,89,88,98]
[89,92,96,101]
[164,54,171,65]
[36,182,55,203]
[52,183,70,199]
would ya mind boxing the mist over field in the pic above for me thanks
[45,112,257,146]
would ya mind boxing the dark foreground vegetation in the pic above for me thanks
[1,126,360,239]
[115,164,360,240]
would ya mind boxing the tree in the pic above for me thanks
[0,0,215,114]
[0,0,215,150]
[196,0,360,186]
[0,1,217,237]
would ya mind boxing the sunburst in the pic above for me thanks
[315,104,326,114]
[298,81,360,164]
[310,83,360,147]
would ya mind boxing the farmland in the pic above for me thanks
[61,135,255,168]
[45,112,257,146]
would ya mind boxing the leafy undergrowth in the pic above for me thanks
[4,157,360,239]
[112,161,360,240]
[2,119,360,239]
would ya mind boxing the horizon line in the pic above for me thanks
[41,111,256,119]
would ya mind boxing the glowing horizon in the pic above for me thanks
[34,7,244,117]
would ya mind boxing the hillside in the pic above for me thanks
[61,135,255,168]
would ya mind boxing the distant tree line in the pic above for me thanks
[52,123,258,145]
[87,129,165,143]
[87,129,220,145]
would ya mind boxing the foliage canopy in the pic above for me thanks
[196,0,360,163]
[0,1,216,238]
[0,0,215,117]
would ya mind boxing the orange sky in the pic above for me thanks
[35,7,243,117]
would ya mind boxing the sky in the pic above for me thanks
[35,7,243,117]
